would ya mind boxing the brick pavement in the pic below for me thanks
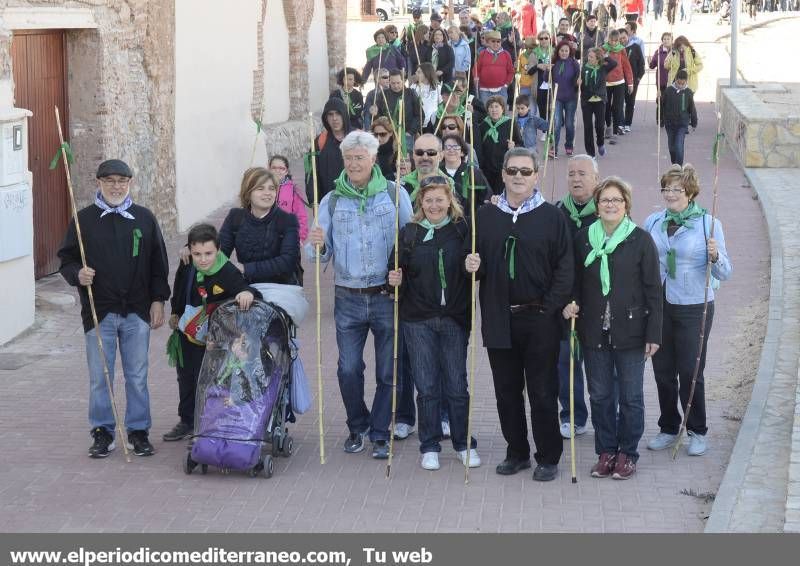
[0,15,772,533]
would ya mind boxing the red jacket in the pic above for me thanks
[519,3,537,39]
[623,0,645,15]
[474,49,515,89]
[605,48,633,87]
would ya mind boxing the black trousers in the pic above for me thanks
[651,300,714,436]
[581,99,605,156]
[624,79,640,127]
[536,86,551,124]
[176,332,206,425]
[486,309,563,465]
[604,83,626,132]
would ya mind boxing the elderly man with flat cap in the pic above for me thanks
[58,159,170,459]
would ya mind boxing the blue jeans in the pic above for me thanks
[396,334,416,427]
[583,345,646,461]
[85,313,152,433]
[479,86,508,107]
[554,98,577,152]
[403,317,475,453]
[334,287,395,442]
[557,339,588,427]
[666,125,687,165]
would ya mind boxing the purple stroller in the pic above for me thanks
[183,299,295,478]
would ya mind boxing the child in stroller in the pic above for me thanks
[717,0,731,23]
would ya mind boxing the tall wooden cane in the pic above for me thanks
[656,51,662,180]
[387,75,406,478]
[508,77,521,145]
[464,99,478,483]
[672,113,724,460]
[542,83,560,186]
[54,106,131,463]
[569,303,578,484]
[308,112,326,465]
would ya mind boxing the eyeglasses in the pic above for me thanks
[420,175,450,187]
[539,36,550,40]
[443,124,459,130]
[660,188,686,195]
[343,154,369,163]
[599,197,626,206]
[99,178,130,187]
[373,130,391,138]
[504,167,535,177]
[414,149,439,157]
[380,75,390,80]
[443,144,461,151]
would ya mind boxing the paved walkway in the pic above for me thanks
[0,14,773,533]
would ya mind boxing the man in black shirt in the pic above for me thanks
[465,147,573,482]
[58,159,170,459]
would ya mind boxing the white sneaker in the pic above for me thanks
[687,431,707,456]
[421,452,440,470]
[539,132,547,141]
[441,421,451,438]
[624,125,631,133]
[393,422,415,440]
[559,422,587,439]
[458,448,481,468]
[647,432,678,451]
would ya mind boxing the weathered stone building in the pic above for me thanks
[0,0,347,345]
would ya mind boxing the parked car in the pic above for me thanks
[376,0,396,21]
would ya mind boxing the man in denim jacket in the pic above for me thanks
[307,131,413,459]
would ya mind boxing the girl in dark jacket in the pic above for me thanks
[563,176,662,480]
[330,68,365,130]
[387,176,478,471]
[430,28,455,85]
[579,47,618,157]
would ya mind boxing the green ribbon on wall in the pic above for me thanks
[48,142,75,170]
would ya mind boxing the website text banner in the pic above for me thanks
[2,534,798,566]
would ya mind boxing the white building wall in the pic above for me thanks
[307,0,330,113]
[262,1,290,125]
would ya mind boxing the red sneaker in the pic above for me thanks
[612,453,636,480]
[590,452,616,478]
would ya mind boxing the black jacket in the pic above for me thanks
[662,84,698,129]
[579,56,618,103]
[391,220,471,328]
[572,225,663,350]
[432,43,455,84]
[468,202,574,349]
[476,118,524,194]
[443,161,492,214]
[219,206,301,286]
[306,97,353,203]
[376,87,421,136]
[330,88,364,130]
[625,44,645,82]
[58,203,170,332]
[170,260,262,317]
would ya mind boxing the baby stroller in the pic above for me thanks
[717,0,731,23]
[183,299,295,478]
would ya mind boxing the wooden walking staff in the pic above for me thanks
[672,113,724,461]
[54,106,131,463]
[541,83,559,185]
[308,112,326,465]
[656,54,662,180]
[508,77,521,144]
[464,98,478,483]
[569,303,578,484]
[387,83,405,479]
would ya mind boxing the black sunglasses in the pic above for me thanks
[414,149,439,157]
[504,167,536,177]
[420,175,450,188]
[442,124,459,130]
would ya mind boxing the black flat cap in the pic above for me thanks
[412,7,422,17]
[96,159,133,178]
[431,12,442,21]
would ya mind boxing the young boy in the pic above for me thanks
[661,69,698,166]
[163,223,261,441]
[515,94,550,154]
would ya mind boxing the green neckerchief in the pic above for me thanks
[341,88,357,117]
[533,45,552,63]
[498,20,513,32]
[438,249,447,291]
[417,216,452,242]
[681,91,686,113]
[664,201,707,278]
[457,168,487,199]
[584,63,600,85]
[557,61,565,76]
[404,170,454,202]
[366,43,391,61]
[504,235,518,280]
[436,102,466,120]
[486,47,504,64]
[166,330,184,368]
[562,195,597,228]
[196,251,229,283]
[602,42,625,53]
[584,216,637,296]
[333,165,388,214]
[482,115,511,143]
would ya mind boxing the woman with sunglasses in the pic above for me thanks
[370,117,400,181]
[532,32,554,128]
[441,133,491,215]
[387,176,478,471]
[563,177,662,480]
[643,164,731,458]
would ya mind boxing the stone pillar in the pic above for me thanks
[326,0,348,92]
[283,0,316,120]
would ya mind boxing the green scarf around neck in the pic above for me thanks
[562,194,597,228]
[334,165,388,214]
[196,251,228,283]
[603,42,625,53]
[366,43,391,61]
[482,115,511,143]
[417,216,451,242]
[533,45,552,63]
[584,63,599,85]
[664,201,706,278]
[584,216,637,296]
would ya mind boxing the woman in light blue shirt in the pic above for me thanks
[643,163,732,458]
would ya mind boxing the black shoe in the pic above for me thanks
[495,457,532,475]
[127,430,155,456]
[163,421,193,442]
[343,431,367,453]
[372,440,390,459]
[88,427,115,458]
[533,463,558,481]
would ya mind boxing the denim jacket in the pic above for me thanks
[644,210,732,306]
[305,182,413,288]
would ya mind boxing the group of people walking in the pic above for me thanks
[58,2,730,483]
